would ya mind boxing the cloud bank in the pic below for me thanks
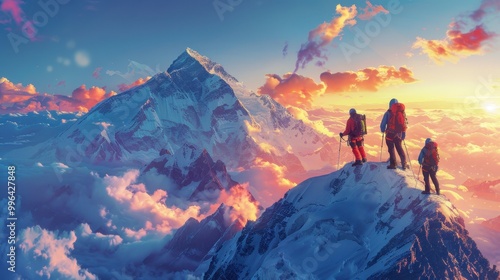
[320,65,417,93]
[258,73,325,109]
[0,77,127,113]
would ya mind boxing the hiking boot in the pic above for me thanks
[352,160,363,167]
[421,191,431,194]
[401,162,408,170]
[362,158,367,163]
[387,164,396,169]
[436,191,441,195]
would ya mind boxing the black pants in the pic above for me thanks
[386,137,405,166]
[423,169,440,194]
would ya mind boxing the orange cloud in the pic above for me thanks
[118,77,151,92]
[0,77,37,103]
[358,1,388,20]
[212,184,261,225]
[413,25,495,63]
[258,73,325,109]
[320,66,416,93]
[253,157,297,190]
[413,0,499,64]
[294,4,357,71]
[0,77,117,114]
[71,85,116,111]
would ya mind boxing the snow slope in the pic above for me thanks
[205,162,499,279]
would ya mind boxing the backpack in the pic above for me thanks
[423,141,439,166]
[352,114,367,137]
[387,103,407,133]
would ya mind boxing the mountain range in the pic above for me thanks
[9,48,333,175]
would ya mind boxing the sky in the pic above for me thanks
[1,0,499,110]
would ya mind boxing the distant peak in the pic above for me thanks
[185,47,202,58]
[168,48,239,84]
[185,48,210,65]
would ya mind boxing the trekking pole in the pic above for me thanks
[403,140,417,185]
[380,132,385,162]
[337,136,342,170]
[418,165,422,181]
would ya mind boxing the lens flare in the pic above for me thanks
[483,103,497,113]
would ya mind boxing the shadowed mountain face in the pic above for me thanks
[143,204,245,272]
[204,163,499,279]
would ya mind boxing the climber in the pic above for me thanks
[380,98,407,170]
[340,108,367,167]
[418,138,440,195]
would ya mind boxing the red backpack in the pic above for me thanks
[388,103,407,133]
[424,141,439,166]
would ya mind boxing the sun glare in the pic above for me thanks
[483,103,497,113]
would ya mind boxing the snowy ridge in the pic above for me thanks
[204,162,499,279]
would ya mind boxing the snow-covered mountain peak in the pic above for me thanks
[205,162,499,279]
[168,48,239,85]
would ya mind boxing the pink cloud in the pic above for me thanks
[358,1,389,20]
[0,76,37,103]
[413,0,498,64]
[258,73,325,109]
[210,184,261,224]
[71,84,116,110]
[118,77,151,92]
[294,4,357,72]
[1,0,24,25]
[92,67,102,79]
[0,77,117,113]
[20,226,97,279]
[320,65,417,93]
[413,25,495,63]
[102,170,203,236]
